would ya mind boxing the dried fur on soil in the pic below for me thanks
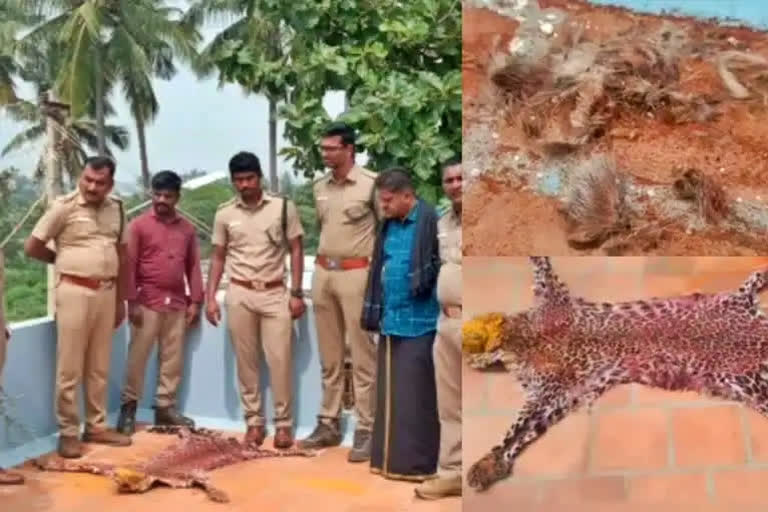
[561,156,629,248]
[673,168,730,224]
[490,17,724,153]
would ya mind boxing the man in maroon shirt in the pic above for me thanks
[117,170,204,435]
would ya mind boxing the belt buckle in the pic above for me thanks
[251,280,267,291]
[326,257,340,270]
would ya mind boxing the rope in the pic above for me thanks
[0,194,46,250]
[124,198,213,238]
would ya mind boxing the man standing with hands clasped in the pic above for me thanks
[416,157,463,499]
[25,156,131,458]
[206,151,306,449]
[116,170,204,435]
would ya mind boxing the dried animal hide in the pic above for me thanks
[464,257,768,490]
[561,156,629,248]
[33,426,317,503]
[673,168,729,224]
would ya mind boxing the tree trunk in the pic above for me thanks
[268,97,278,193]
[94,50,106,155]
[43,90,63,318]
[136,113,150,191]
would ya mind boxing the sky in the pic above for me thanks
[0,6,347,191]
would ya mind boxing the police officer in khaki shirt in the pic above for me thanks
[416,157,463,500]
[206,151,306,450]
[0,249,25,484]
[298,122,378,463]
[25,156,131,458]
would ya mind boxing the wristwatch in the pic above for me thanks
[290,289,304,298]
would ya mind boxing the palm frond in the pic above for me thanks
[1,123,45,156]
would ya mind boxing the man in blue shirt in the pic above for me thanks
[363,168,441,481]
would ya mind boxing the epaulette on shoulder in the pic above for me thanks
[359,167,378,180]
[217,197,236,210]
[313,172,331,186]
[109,194,123,204]
[59,190,79,203]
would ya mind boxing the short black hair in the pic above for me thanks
[228,151,262,177]
[322,121,356,147]
[441,155,461,169]
[84,155,116,177]
[374,167,415,193]
[151,170,182,192]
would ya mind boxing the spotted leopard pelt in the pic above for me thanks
[33,426,317,503]
[465,256,768,491]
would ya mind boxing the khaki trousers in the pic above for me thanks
[55,279,117,437]
[121,306,186,408]
[311,265,376,431]
[434,311,462,477]
[226,284,293,428]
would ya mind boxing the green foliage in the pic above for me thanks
[204,0,461,204]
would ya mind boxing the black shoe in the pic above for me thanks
[154,405,195,428]
[116,400,137,436]
[297,420,342,449]
[347,429,371,463]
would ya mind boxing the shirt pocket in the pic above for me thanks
[315,196,329,224]
[265,220,286,248]
[68,215,99,242]
[342,200,371,224]
[227,221,250,248]
[166,231,187,261]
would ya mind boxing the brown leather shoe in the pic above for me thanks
[58,435,83,458]
[82,429,132,447]
[0,468,24,485]
[274,427,294,449]
[244,425,266,447]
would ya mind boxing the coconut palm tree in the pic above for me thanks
[3,37,128,194]
[2,96,129,192]
[0,0,40,105]
[186,0,288,192]
[12,0,201,189]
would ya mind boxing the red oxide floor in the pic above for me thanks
[0,429,461,512]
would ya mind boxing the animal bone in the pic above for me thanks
[464,257,768,491]
[34,426,317,503]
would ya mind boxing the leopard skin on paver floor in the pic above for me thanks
[464,256,768,491]
[33,425,317,503]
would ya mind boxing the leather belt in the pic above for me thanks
[230,278,284,291]
[442,305,462,318]
[316,255,370,271]
[60,274,116,290]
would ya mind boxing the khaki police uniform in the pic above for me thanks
[434,206,462,478]
[312,165,379,432]
[0,250,7,379]
[212,193,304,429]
[30,190,126,438]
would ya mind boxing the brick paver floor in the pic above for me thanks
[463,257,768,511]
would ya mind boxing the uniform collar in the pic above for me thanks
[235,193,271,210]
[330,165,360,185]
[76,191,109,208]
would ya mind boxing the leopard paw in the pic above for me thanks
[466,450,512,490]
